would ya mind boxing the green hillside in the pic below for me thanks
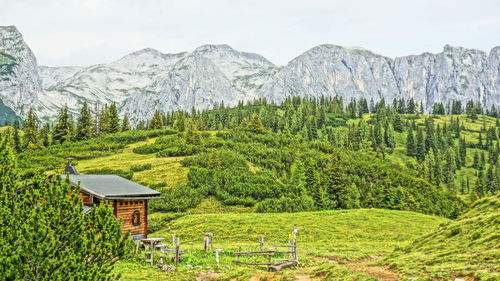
[152,209,448,258]
[386,194,500,281]
[1,98,499,280]
[116,209,448,281]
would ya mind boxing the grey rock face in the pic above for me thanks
[0,26,41,118]
[0,25,498,123]
[260,44,499,112]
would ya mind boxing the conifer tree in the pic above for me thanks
[136,120,147,130]
[11,121,22,153]
[121,114,131,131]
[185,119,202,145]
[247,113,265,134]
[107,103,120,133]
[99,104,110,134]
[0,139,131,280]
[75,101,93,141]
[406,128,416,156]
[22,107,39,149]
[416,127,426,161]
[39,123,51,147]
[150,110,165,130]
[173,112,185,132]
[52,106,73,144]
[384,123,396,153]
[322,150,350,209]
[208,148,221,170]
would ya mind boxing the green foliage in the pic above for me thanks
[75,101,93,141]
[107,103,120,133]
[0,138,131,280]
[130,163,152,172]
[85,168,134,179]
[52,105,73,144]
[22,107,39,149]
[17,130,172,178]
[246,113,266,133]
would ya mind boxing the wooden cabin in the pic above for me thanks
[63,172,161,240]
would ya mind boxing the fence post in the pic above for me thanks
[175,245,180,266]
[214,249,223,268]
[259,236,264,250]
[292,225,298,262]
[204,233,213,252]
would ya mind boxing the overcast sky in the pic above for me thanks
[1,0,499,66]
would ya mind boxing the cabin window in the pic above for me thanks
[132,210,141,226]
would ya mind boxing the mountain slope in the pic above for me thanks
[0,26,41,118]
[260,44,500,112]
[0,25,498,123]
[386,194,500,280]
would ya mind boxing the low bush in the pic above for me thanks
[130,163,152,172]
[85,168,134,180]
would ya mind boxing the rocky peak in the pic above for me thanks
[0,25,41,118]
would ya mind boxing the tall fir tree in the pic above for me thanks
[22,107,39,149]
[121,114,131,131]
[184,119,202,145]
[406,128,416,157]
[150,110,165,130]
[75,101,93,141]
[52,105,73,144]
[107,103,120,133]
[247,113,266,134]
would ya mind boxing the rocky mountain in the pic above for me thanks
[0,26,41,122]
[0,25,498,123]
[259,44,500,111]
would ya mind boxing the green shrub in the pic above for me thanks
[85,168,134,180]
[130,163,152,172]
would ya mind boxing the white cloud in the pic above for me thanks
[1,0,499,66]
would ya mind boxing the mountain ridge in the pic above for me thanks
[0,25,498,123]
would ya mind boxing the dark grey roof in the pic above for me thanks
[63,174,161,199]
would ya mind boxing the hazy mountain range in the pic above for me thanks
[0,25,498,123]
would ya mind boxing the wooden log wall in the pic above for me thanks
[113,199,148,235]
[79,192,91,205]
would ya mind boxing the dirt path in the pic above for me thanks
[348,264,401,281]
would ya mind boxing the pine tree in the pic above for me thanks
[150,110,165,130]
[289,160,307,196]
[22,107,39,149]
[173,112,185,132]
[472,151,480,169]
[52,106,73,144]
[322,150,350,209]
[0,139,131,280]
[459,137,467,166]
[75,101,93,141]
[107,103,120,133]
[208,148,221,170]
[121,114,131,131]
[39,124,51,147]
[185,119,202,145]
[247,113,266,134]
[12,120,23,153]
[406,128,416,157]
[393,113,403,132]
[416,127,426,161]
[445,148,456,191]
[384,123,396,153]
[99,104,110,134]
